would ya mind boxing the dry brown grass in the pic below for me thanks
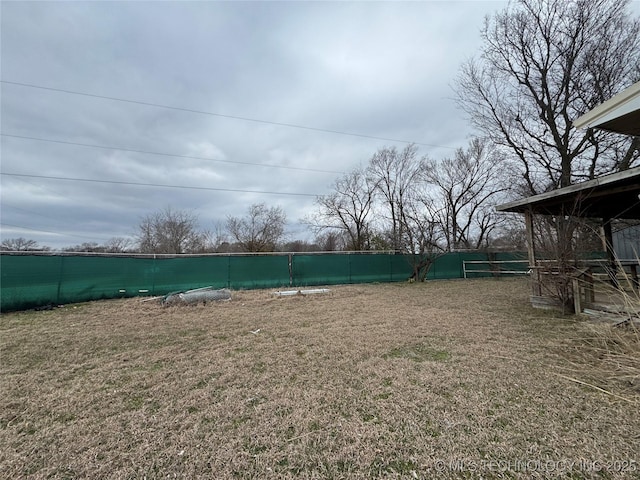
[1,278,639,479]
[562,276,640,404]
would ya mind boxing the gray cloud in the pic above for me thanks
[1,0,506,248]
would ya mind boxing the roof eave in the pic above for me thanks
[496,167,640,214]
[573,81,640,132]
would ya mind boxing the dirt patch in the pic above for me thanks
[1,278,638,478]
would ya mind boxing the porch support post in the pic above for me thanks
[602,217,619,288]
[524,210,540,296]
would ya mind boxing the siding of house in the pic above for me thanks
[613,224,640,260]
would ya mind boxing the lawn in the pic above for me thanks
[1,278,638,479]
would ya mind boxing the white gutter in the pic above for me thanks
[573,81,640,130]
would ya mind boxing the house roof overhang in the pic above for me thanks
[573,81,640,136]
[496,167,640,220]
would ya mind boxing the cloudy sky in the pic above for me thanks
[1,0,511,250]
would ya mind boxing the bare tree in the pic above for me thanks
[401,195,445,281]
[207,222,231,253]
[1,237,48,251]
[282,240,320,252]
[307,167,377,251]
[314,231,347,251]
[137,207,209,254]
[226,203,286,252]
[454,0,640,194]
[63,242,103,252]
[490,216,528,250]
[62,237,134,253]
[367,144,427,251]
[103,237,134,253]
[363,144,446,278]
[426,138,509,251]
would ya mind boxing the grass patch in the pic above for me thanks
[384,343,451,362]
[1,279,639,478]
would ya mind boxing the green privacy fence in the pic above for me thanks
[0,251,528,312]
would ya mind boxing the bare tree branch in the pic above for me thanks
[137,206,209,254]
[226,203,286,252]
[454,0,640,194]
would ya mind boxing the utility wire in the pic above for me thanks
[1,80,457,150]
[1,133,345,175]
[0,172,320,197]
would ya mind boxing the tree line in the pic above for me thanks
[0,204,289,254]
[0,139,519,260]
[3,0,638,273]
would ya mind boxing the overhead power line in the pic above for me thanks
[1,80,457,150]
[0,172,319,197]
[1,133,344,175]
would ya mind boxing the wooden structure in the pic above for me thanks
[497,80,640,312]
[497,168,640,311]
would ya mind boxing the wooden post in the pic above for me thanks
[586,270,595,303]
[630,264,639,292]
[524,210,540,296]
[599,224,608,252]
[572,277,582,314]
[602,218,619,289]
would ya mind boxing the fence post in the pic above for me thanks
[56,255,65,305]
[288,253,293,287]
[152,254,156,295]
[389,253,393,282]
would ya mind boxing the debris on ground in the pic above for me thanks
[273,288,330,297]
[163,287,231,306]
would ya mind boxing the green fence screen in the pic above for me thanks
[0,251,528,312]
